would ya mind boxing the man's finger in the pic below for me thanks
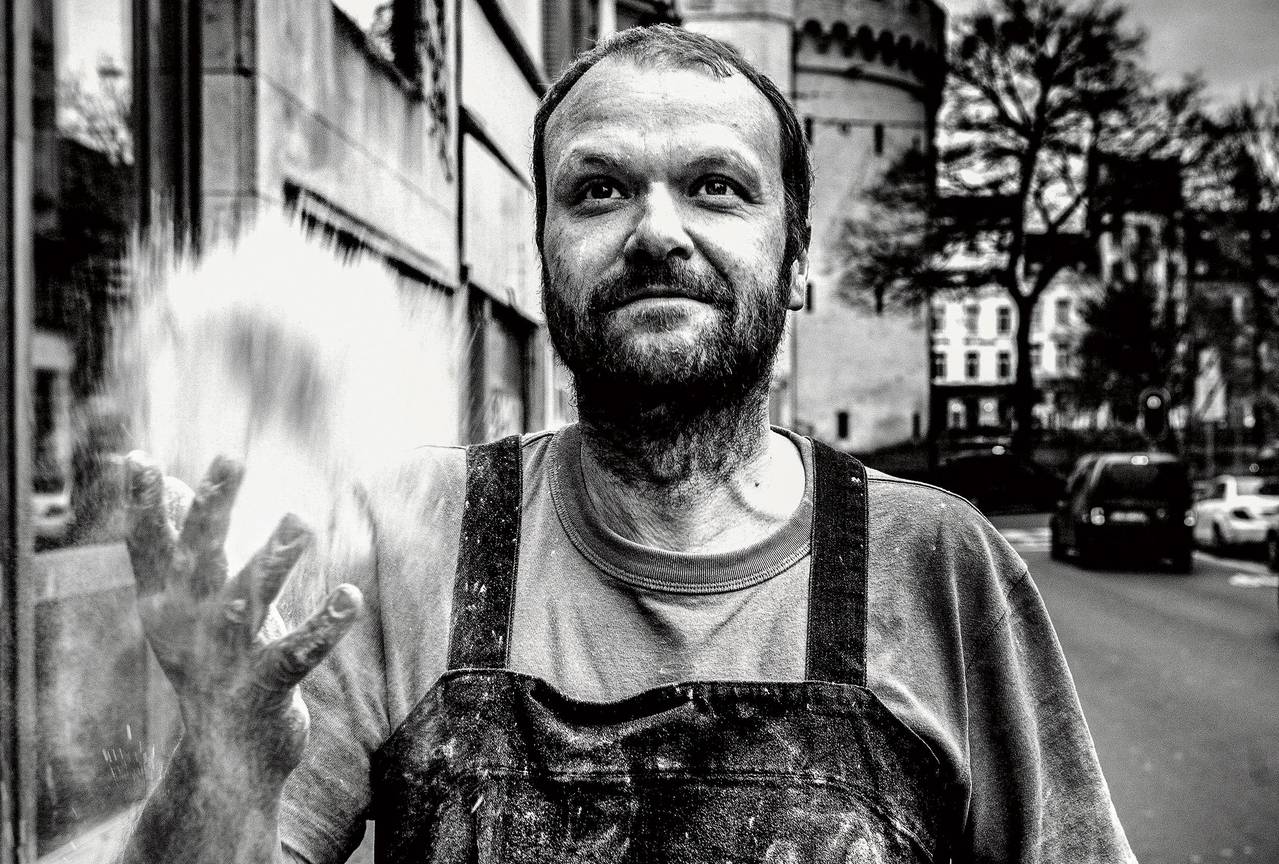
[179,455,245,597]
[179,454,244,554]
[255,586,363,691]
[125,451,176,597]
[221,513,314,635]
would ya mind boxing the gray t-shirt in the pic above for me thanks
[277,425,1135,863]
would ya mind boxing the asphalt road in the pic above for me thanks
[992,513,1279,864]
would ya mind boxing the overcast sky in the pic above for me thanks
[942,0,1279,107]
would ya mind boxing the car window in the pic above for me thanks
[1211,481,1229,500]
[1236,477,1276,496]
[1094,462,1190,501]
[1066,458,1094,495]
[1257,480,1279,496]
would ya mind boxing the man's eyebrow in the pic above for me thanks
[554,146,766,181]
[681,148,764,181]
[554,149,629,178]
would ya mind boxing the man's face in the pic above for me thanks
[541,57,803,403]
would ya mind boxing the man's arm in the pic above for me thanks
[117,453,363,864]
[962,569,1136,863]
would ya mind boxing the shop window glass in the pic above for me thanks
[28,1,174,858]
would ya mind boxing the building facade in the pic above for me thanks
[929,272,1094,448]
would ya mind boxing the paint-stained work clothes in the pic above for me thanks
[277,424,1136,863]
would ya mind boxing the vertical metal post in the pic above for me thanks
[1,0,35,858]
[0,1,17,858]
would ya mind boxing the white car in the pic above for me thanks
[1192,474,1279,550]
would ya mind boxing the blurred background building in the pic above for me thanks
[680,0,947,452]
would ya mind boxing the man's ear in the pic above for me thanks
[786,249,809,311]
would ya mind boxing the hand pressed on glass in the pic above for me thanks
[124,451,363,800]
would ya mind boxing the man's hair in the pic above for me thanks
[532,25,813,269]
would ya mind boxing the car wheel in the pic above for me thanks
[1267,533,1279,574]
[1049,522,1064,560]
[1076,540,1098,570]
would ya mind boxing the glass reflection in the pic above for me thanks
[32,0,161,859]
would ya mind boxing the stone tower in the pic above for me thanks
[681,0,946,454]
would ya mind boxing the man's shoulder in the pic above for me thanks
[865,466,977,515]
[863,465,1028,599]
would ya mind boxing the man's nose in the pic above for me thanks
[624,184,693,262]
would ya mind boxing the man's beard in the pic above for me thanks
[543,258,790,485]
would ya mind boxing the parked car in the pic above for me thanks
[1191,474,1279,552]
[1050,452,1195,572]
[1265,513,1279,573]
[932,451,1065,515]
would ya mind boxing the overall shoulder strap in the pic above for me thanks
[447,434,523,670]
[805,438,870,687]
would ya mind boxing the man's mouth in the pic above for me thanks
[608,287,711,311]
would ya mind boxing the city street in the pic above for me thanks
[994,514,1279,864]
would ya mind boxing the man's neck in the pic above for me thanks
[577,411,806,554]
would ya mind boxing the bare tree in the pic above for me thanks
[1208,90,1279,444]
[836,0,1147,459]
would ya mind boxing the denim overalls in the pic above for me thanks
[371,435,961,862]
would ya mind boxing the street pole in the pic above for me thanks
[1206,421,1215,477]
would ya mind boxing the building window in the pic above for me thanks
[1055,297,1071,327]
[837,410,851,439]
[948,398,967,430]
[965,351,980,380]
[932,352,947,380]
[1031,302,1043,332]
[997,350,1011,380]
[931,304,944,332]
[1031,343,1043,371]
[873,123,885,155]
[1055,339,1072,373]
[996,305,1012,335]
[805,280,814,314]
[964,303,979,335]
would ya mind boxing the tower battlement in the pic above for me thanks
[796,0,944,90]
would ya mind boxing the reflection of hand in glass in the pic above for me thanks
[119,452,363,864]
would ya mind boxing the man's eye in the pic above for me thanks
[695,177,737,197]
[582,181,623,200]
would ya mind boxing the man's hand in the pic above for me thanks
[125,451,364,801]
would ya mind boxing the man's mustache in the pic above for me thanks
[589,262,735,315]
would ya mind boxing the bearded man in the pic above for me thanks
[120,25,1135,864]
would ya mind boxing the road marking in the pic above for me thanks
[1228,573,1279,588]
[996,528,1279,583]
[998,527,1051,551]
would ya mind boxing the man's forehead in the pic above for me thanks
[544,56,780,162]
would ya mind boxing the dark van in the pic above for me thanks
[1050,452,1194,572]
